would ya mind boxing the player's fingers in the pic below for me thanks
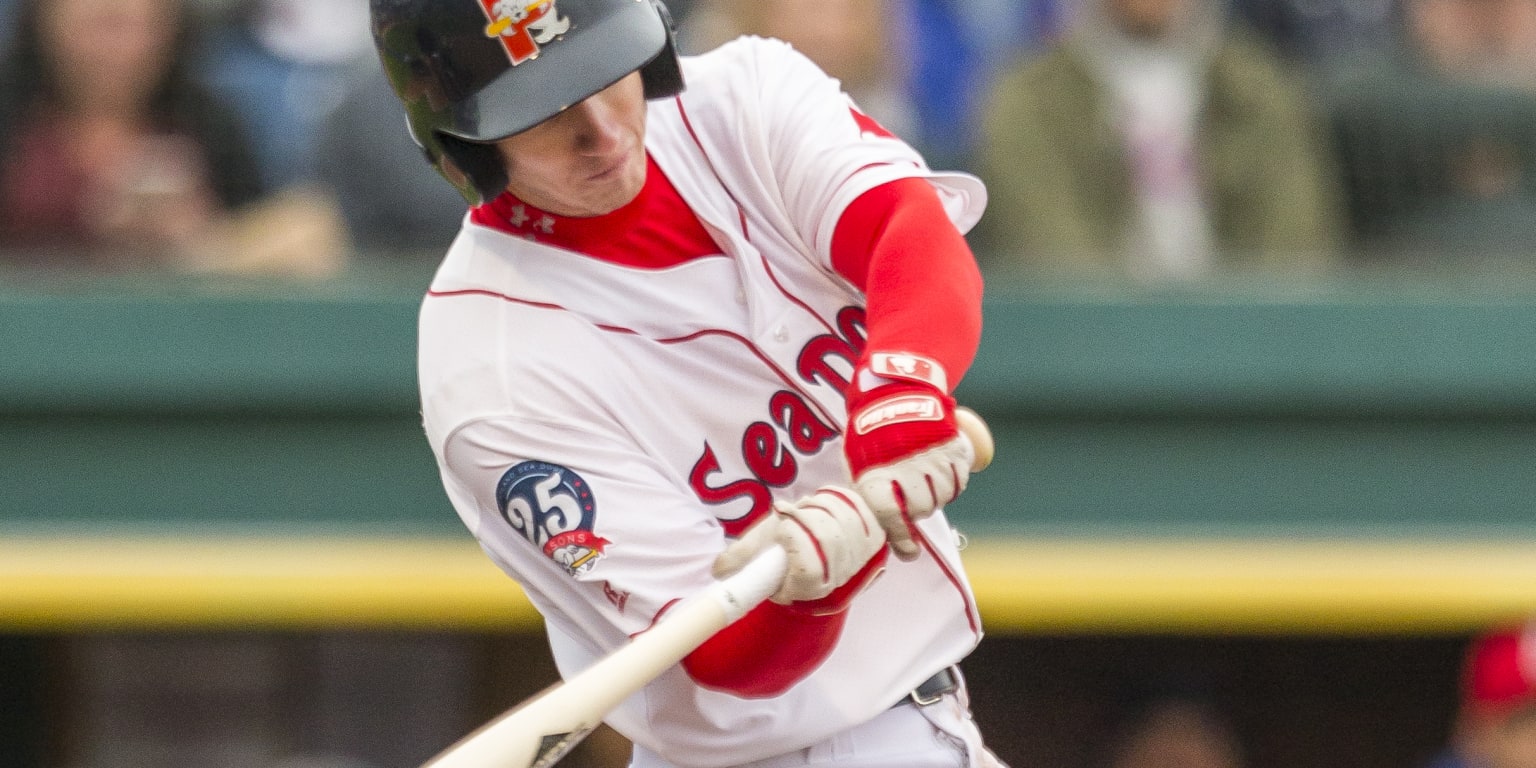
[886,518,922,561]
[887,470,943,520]
[853,471,912,557]
[919,437,973,509]
[857,440,972,516]
[769,488,887,602]
[924,467,956,512]
[773,517,831,603]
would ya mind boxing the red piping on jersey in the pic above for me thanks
[425,288,816,399]
[427,288,641,335]
[679,89,980,391]
[674,95,751,242]
[636,597,685,637]
[918,529,980,634]
[675,96,850,432]
[756,249,840,339]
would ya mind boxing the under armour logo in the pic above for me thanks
[503,205,557,237]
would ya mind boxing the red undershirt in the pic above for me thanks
[472,153,983,697]
[471,155,719,267]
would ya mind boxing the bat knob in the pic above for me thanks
[956,407,994,473]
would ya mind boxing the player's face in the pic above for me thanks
[495,72,648,217]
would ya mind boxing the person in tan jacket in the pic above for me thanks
[975,0,1342,281]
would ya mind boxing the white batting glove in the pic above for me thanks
[851,436,973,559]
[712,487,888,609]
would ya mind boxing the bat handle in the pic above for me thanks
[708,545,788,623]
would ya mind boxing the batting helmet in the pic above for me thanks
[370,0,684,204]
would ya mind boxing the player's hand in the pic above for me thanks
[712,487,888,613]
[843,354,974,561]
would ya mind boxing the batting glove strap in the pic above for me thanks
[844,353,959,474]
[843,370,972,561]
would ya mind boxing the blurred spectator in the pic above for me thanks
[1410,0,1536,86]
[974,0,1343,281]
[313,60,468,257]
[904,0,1065,172]
[1231,0,1401,70]
[200,0,373,189]
[0,0,348,277]
[681,0,1063,171]
[1102,696,1246,768]
[1426,621,1536,768]
[1327,0,1536,265]
[681,0,918,144]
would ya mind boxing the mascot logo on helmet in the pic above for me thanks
[478,0,571,65]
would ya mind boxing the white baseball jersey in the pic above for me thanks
[418,36,988,768]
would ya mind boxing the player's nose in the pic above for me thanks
[563,98,626,155]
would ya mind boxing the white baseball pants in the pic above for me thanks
[628,673,1008,768]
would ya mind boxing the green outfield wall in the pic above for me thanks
[5,270,1536,632]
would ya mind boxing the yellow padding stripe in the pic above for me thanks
[3,537,1536,633]
[0,537,539,631]
[962,539,1536,634]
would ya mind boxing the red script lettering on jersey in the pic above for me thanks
[687,308,866,535]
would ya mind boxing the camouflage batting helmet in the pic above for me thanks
[370,0,683,204]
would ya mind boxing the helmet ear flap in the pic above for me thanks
[437,134,509,205]
[639,0,684,99]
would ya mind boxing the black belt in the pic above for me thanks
[891,666,961,709]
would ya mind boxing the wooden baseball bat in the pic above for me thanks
[422,407,995,768]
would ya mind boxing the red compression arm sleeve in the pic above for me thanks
[681,602,845,697]
[681,551,885,697]
[830,177,984,385]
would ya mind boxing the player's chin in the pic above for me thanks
[580,171,645,215]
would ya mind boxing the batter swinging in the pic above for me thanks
[370,1,1007,766]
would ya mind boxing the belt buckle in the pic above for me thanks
[907,666,956,707]
[910,686,946,707]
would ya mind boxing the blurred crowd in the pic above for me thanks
[5,5,1536,767]
[3,0,1536,282]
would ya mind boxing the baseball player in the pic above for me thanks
[370,1,1005,766]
